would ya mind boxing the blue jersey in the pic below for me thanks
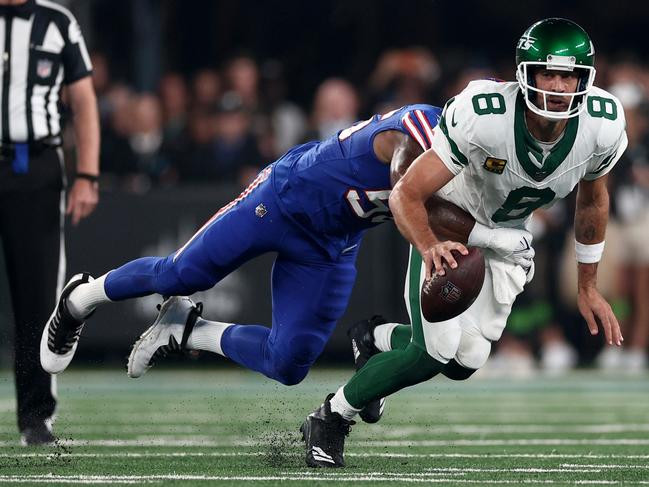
[106,104,440,386]
[272,104,442,258]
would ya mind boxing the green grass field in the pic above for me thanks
[0,367,648,485]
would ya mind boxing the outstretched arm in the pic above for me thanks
[574,175,623,346]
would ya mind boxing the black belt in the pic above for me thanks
[0,136,61,161]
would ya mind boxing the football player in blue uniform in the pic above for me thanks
[40,103,531,398]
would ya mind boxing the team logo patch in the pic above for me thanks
[439,280,462,303]
[255,203,267,218]
[36,59,53,78]
[483,157,507,174]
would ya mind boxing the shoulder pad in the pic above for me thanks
[587,86,627,152]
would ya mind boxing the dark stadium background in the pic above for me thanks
[1,0,647,370]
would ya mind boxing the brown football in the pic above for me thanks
[420,247,485,322]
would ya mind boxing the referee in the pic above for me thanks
[0,0,99,445]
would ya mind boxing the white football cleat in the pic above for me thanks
[127,296,202,378]
[40,273,94,374]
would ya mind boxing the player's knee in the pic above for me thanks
[442,358,478,381]
[268,333,325,386]
[269,353,311,385]
[455,335,491,370]
[272,366,308,386]
[171,258,217,295]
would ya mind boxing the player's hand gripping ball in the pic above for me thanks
[420,247,485,322]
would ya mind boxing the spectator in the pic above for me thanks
[602,79,649,372]
[368,47,441,113]
[191,69,222,108]
[306,78,359,141]
[224,55,260,112]
[260,59,306,157]
[159,72,189,143]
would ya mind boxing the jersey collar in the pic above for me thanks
[0,0,35,20]
[514,92,579,182]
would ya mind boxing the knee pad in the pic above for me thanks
[455,332,491,370]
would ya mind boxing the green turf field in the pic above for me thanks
[0,367,647,485]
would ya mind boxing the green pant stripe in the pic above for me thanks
[407,247,424,347]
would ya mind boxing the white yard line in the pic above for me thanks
[357,438,649,447]
[1,452,649,461]
[2,437,649,448]
[2,423,649,435]
[0,474,647,484]
[560,464,649,469]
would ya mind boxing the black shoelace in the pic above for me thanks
[47,304,84,354]
[325,416,354,452]
[147,335,182,367]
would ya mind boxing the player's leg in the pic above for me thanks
[447,262,518,380]
[220,236,360,385]
[0,176,61,444]
[345,247,467,408]
[303,246,457,466]
[42,167,278,373]
[67,167,275,315]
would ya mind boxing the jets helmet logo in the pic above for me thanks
[517,34,537,51]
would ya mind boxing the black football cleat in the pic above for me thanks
[20,422,56,446]
[347,315,387,423]
[301,393,355,468]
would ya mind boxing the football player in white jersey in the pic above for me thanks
[301,17,628,468]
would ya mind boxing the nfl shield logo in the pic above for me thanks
[37,59,53,78]
[439,281,462,303]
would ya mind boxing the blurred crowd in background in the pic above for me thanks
[53,0,649,375]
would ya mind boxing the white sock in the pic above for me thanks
[329,386,361,421]
[67,274,110,320]
[373,323,399,352]
[186,317,232,356]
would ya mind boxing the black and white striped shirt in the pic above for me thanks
[0,0,92,143]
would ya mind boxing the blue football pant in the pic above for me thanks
[104,169,360,385]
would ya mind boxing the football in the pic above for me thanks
[420,247,485,322]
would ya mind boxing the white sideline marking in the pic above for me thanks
[2,437,649,448]
[2,452,649,461]
[293,468,601,474]
[374,424,649,435]
[561,464,649,469]
[358,439,649,447]
[4,423,648,435]
[0,475,648,484]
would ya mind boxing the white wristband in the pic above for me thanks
[467,222,492,248]
[575,240,605,263]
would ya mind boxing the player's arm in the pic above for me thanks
[574,175,623,346]
[389,148,468,278]
[377,130,485,241]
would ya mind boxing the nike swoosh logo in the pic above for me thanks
[451,109,458,127]
[514,237,531,253]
